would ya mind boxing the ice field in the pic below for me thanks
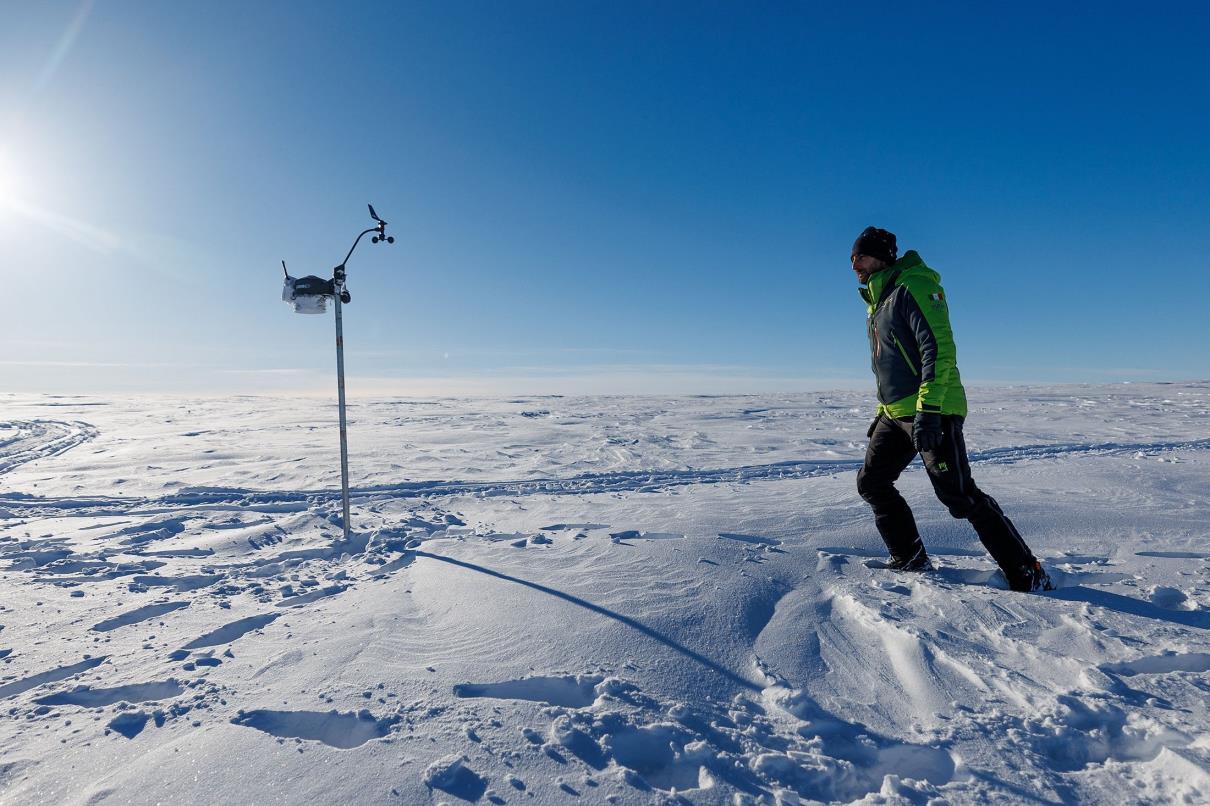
[1,383,1208,804]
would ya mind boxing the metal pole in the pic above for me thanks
[332,267,352,542]
[284,207,390,543]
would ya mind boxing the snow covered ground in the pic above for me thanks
[1,383,1208,805]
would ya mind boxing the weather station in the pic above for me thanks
[281,204,395,540]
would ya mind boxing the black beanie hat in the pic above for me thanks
[852,226,897,265]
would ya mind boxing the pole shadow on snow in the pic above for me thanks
[1048,586,1210,630]
[410,551,763,692]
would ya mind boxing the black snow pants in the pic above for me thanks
[856,414,1038,576]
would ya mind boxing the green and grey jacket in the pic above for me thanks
[859,250,968,419]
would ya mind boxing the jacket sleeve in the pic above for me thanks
[902,281,958,414]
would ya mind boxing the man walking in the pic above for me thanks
[851,226,1053,592]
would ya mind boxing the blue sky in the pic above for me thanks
[2,1,1207,395]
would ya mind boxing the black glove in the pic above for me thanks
[866,414,882,438]
[912,412,943,453]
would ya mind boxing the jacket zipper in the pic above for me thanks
[892,333,919,376]
[870,321,885,400]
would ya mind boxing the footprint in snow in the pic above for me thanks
[719,532,782,547]
[453,674,604,708]
[35,680,184,707]
[0,656,107,700]
[108,518,187,547]
[1048,553,1113,565]
[108,711,151,739]
[130,574,223,592]
[1101,652,1210,676]
[609,530,684,542]
[1046,568,1131,588]
[182,613,279,650]
[275,584,347,608]
[423,754,488,801]
[1135,550,1210,559]
[231,708,399,749]
[91,601,190,633]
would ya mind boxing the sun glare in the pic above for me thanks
[0,146,20,202]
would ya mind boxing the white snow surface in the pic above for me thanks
[1,383,1208,805]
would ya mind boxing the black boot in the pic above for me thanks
[1005,560,1054,592]
[886,545,933,572]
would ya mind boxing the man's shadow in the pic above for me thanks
[1047,586,1210,630]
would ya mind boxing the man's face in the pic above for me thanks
[851,253,885,284]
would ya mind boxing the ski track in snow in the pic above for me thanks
[2,433,1209,519]
[0,420,98,476]
[1,385,1208,804]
